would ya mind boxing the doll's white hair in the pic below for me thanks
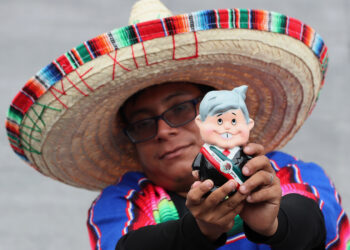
[199,85,250,123]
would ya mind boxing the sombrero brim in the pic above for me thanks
[6,9,328,190]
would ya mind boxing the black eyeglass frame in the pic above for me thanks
[124,97,201,144]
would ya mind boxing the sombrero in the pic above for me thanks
[6,0,328,190]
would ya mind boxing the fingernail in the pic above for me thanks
[192,181,199,188]
[243,166,249,175]
[228,180,236,191]
[204,180,213,189]
[244,145,252,153]
[240,185,246,193]
[247,195,252,202]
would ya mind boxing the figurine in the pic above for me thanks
[192,85,254,192]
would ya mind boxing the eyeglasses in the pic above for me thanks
[124,98,201,143]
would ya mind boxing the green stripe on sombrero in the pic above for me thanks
[270,12,287,33]
[65,52,79,69]
[76,43,93,63]
[239,9,249,29]
[8,107,23,125]
[228,9,234,29]
[111,26,139,48]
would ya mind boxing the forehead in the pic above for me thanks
[123,82,202,116]
[207,109,244,119]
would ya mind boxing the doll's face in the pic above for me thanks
[195,109,254,149]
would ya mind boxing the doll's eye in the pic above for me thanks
[232,119,236,125]
[217,118,223,125]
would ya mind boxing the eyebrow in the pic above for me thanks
[216,111,237,117]
[129,92,194,121]
[163,92,191,103]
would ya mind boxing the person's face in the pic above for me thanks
[195,109,254,149]
[123,83,203,193]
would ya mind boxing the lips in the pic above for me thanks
[159,145,191,160]
[221,132,232,139]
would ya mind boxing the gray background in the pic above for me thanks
[1,0,349,249]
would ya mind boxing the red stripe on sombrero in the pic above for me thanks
[71,48,84,66]
[172,15,189,34]
[251,10,269,31]
[234,8,240,28]
[10,143,25,155]
[56,55,74,75]
[12,92,35,114]
[302,24,315,47]
[92,34,114,56]
[6,120,20,135]
[320,46,328,64]
[23,78,46,100]
[218,9,229,28]
[287,17,303,40]
[7,131,19,143]
[200,147,234,181]
[135,19,166,42]
[88,34,114,57]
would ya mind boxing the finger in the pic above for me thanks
[204,180,237,208]
[246,183,282,203]
[191,181,201,189]
[192,170,199,180]
[186,180,213,206]
[243,143,264,157]
[217,190,247,214]
[242,155,273,177]
[215,206,242,232]
[239,171,275,195]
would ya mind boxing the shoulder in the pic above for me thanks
[266,151,326,175]
[267,151,350,249]
[266,151,329,192]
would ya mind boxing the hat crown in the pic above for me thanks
[128,0,173,25]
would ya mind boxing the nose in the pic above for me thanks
[223,121,231,130]
[155,118,178,141]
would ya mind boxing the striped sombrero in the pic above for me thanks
[6,0,328,190]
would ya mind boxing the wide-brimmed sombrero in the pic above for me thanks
[6,0,328,190]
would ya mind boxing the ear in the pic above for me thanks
[195,115,202,127]
[248,118,254,130]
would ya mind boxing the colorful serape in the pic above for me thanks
[87,151,349,250]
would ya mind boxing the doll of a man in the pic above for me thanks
[192,85,254,191]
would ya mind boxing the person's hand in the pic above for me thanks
[186,179,246,241]
[238,143,282,236]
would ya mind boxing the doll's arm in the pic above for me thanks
[192,152,203,171]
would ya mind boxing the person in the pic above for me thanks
[5,0,349,249]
